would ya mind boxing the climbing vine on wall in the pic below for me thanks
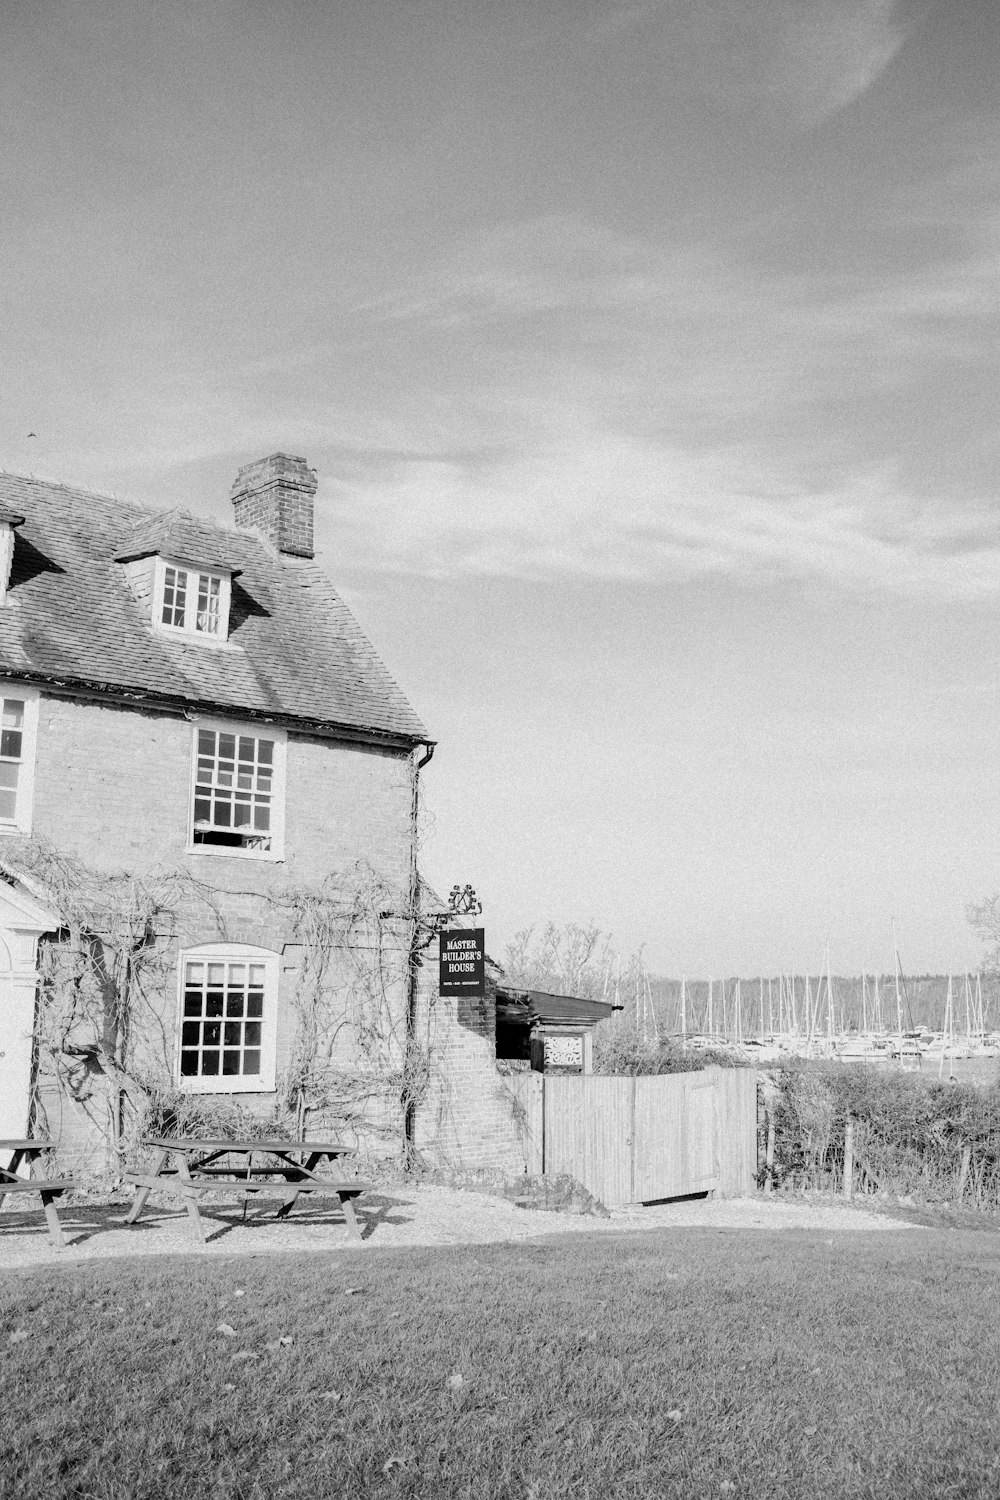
[0,836,438,1180]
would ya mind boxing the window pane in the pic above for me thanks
[0,763,18,788]
[0,730,22,759]
[0,790,16,819]
[196,574,222,635]
[191,729,277,850]
[1,701,24,729]
[180,952,270,1082]
[162,566,188,628]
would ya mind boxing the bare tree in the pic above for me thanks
[501,921,614,999]
[967,895,1000,974]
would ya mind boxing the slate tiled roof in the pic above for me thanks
[0,472,429,746]
[113,509,243,576]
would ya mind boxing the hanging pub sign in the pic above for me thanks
[439,927,486,998]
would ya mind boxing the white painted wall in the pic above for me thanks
[0,942,35,1137]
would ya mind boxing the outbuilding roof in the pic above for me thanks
[496,987,620,1029]
[0,471,428,746]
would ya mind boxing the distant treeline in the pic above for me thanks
[645,974,1000,1037]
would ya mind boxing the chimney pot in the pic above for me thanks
[231,452,318,558]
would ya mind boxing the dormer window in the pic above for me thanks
[153,558,232,641]
[0,509,26,602]
[160,562,225,637]
[114,511,240,645]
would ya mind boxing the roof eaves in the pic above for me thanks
[0,669,433,750]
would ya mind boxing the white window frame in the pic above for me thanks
[175,943,279,1094]
[153,555,232,643]
[186,718,286,862]
[0,687,39,837]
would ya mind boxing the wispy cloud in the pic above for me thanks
[317,192,1000,597]
[589,0,911,128]
[321,426,1000,598]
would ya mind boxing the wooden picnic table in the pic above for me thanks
[124,1138,371,1243]
[0,1139,75,1249]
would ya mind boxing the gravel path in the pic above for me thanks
[0,1186,915,1272]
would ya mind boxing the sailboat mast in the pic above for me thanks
[827,946,834,1045]
[892,920,905,1063]
[964,973,972,1041]
[805,973,813,1050]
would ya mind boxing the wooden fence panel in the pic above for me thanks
[505,1072,544,1176]
[502,1067,758,1205]
[713,1067,758,1196]
[632,1073,719,1202]
[544,1076,634,1207]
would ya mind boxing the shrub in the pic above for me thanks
[765,1060,1000,1207]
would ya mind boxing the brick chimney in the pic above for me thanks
[230,453,318,558]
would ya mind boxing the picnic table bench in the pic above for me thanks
[125,1138,372,1243]
[0,1139,74,1249]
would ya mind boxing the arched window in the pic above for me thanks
[176,943,279,1093]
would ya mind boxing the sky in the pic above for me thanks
[2,0,999,978]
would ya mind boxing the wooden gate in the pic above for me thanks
[508,1066,757,1207]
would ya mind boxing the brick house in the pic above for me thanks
[0,453,528,1178]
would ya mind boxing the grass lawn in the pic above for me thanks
[3,1225,1000,1498]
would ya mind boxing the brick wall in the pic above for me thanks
[7,690,533,1181]
[30,694,413,891]
[412,936,532,1177]
[17,691,415,1175]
